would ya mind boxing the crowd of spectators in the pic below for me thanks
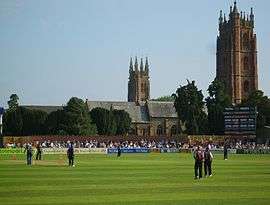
[4,139,270,150]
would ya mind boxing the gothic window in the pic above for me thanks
[223,56,226,70]
[243,57,249,70]
[243,33,249,50]
[157,125,163,136]
[244,81,250,93]
[141,83,144,92]
[171,125,177,136]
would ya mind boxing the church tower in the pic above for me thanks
[128,57,150,103]
[216,1,258,104]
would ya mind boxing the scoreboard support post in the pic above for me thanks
[0,107,4,148]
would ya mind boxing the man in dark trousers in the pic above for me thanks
[224,142,228,160]
[67,143,75,167]
[35,142,42,160]
[193,146,204,179]
[117,145,121,157]
[24,144,33,165]
[204,147,213,177]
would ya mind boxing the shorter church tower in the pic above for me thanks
[128,57,150,103]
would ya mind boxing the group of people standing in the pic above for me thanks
[193,146,214,179]
[24,142,42,165]
[24,142,75,167]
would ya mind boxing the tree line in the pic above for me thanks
[3,95,131,136]
[173,78,270,135]
[3,78,270,136]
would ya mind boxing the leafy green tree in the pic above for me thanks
[20,108,48,135]
[172,80,207,134]
[44,110,67,135]
[3,108,23,136]
[8,94,19,110]
[90,107,117,135]
[113,110,131,135]
[152,95,175,102]
[62,97,96,135]
[206,79,231,134]
[90,107,108,135]
[107,106,117,135]
[242,90,270,129]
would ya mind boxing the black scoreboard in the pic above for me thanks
[224,107,257,135]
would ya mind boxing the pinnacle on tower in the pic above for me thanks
[129,57,133,72]
[145,57,149,73]
[134,56,138,71]
[233,1,238,13]
[250,7,254,26]
[219,10,223,24]
[224,13,227,22]
[140,58,144,71]
[250,7,254,18]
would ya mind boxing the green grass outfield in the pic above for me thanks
[0,153,270,205]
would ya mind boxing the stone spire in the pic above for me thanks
[134,56,138,72]
[250,7,254,27]
[145,57,149,74]
[233,1,238,13]
[219,10,223,24]
[129,57,133,72]
[140,58,144,71]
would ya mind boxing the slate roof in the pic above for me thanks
[22,105,63,114]
[86,101,149,123]
[22,101,178,122]
[147,101,178,118]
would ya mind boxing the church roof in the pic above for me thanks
[147,101,178,118]
[22,105,63,114]
[86,101,149,123]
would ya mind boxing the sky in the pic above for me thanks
[0,0,269,107]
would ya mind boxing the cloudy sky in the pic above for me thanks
[0,0,269,107]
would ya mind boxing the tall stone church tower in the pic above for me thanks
[216,1,258,104]
[128,57,150,103]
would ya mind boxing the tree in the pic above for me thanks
[3,108,23,136]
[44,110,67,135]
[172,80,207,134]
[62,97,97,135]
[20,108,48,135]
[107,106,117,135]
[90,107,117,135]
[90,107,109,135]
[152,95,175,102]
[8,94,19,110]
[242,90,270,129]
[206,79,231,134]
[113,110,131,135]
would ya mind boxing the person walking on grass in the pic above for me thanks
[224,142,229,160]
[117,144,121,157]
[204,147,213,177]
[35,142,42,160]
[193,146,204,179]
[67,142,75,167]
[24,143,33,165]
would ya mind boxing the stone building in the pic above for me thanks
[216,1,258,104]
[86,57,182,137]
[128,57,150,103]
[23,57,182,137]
